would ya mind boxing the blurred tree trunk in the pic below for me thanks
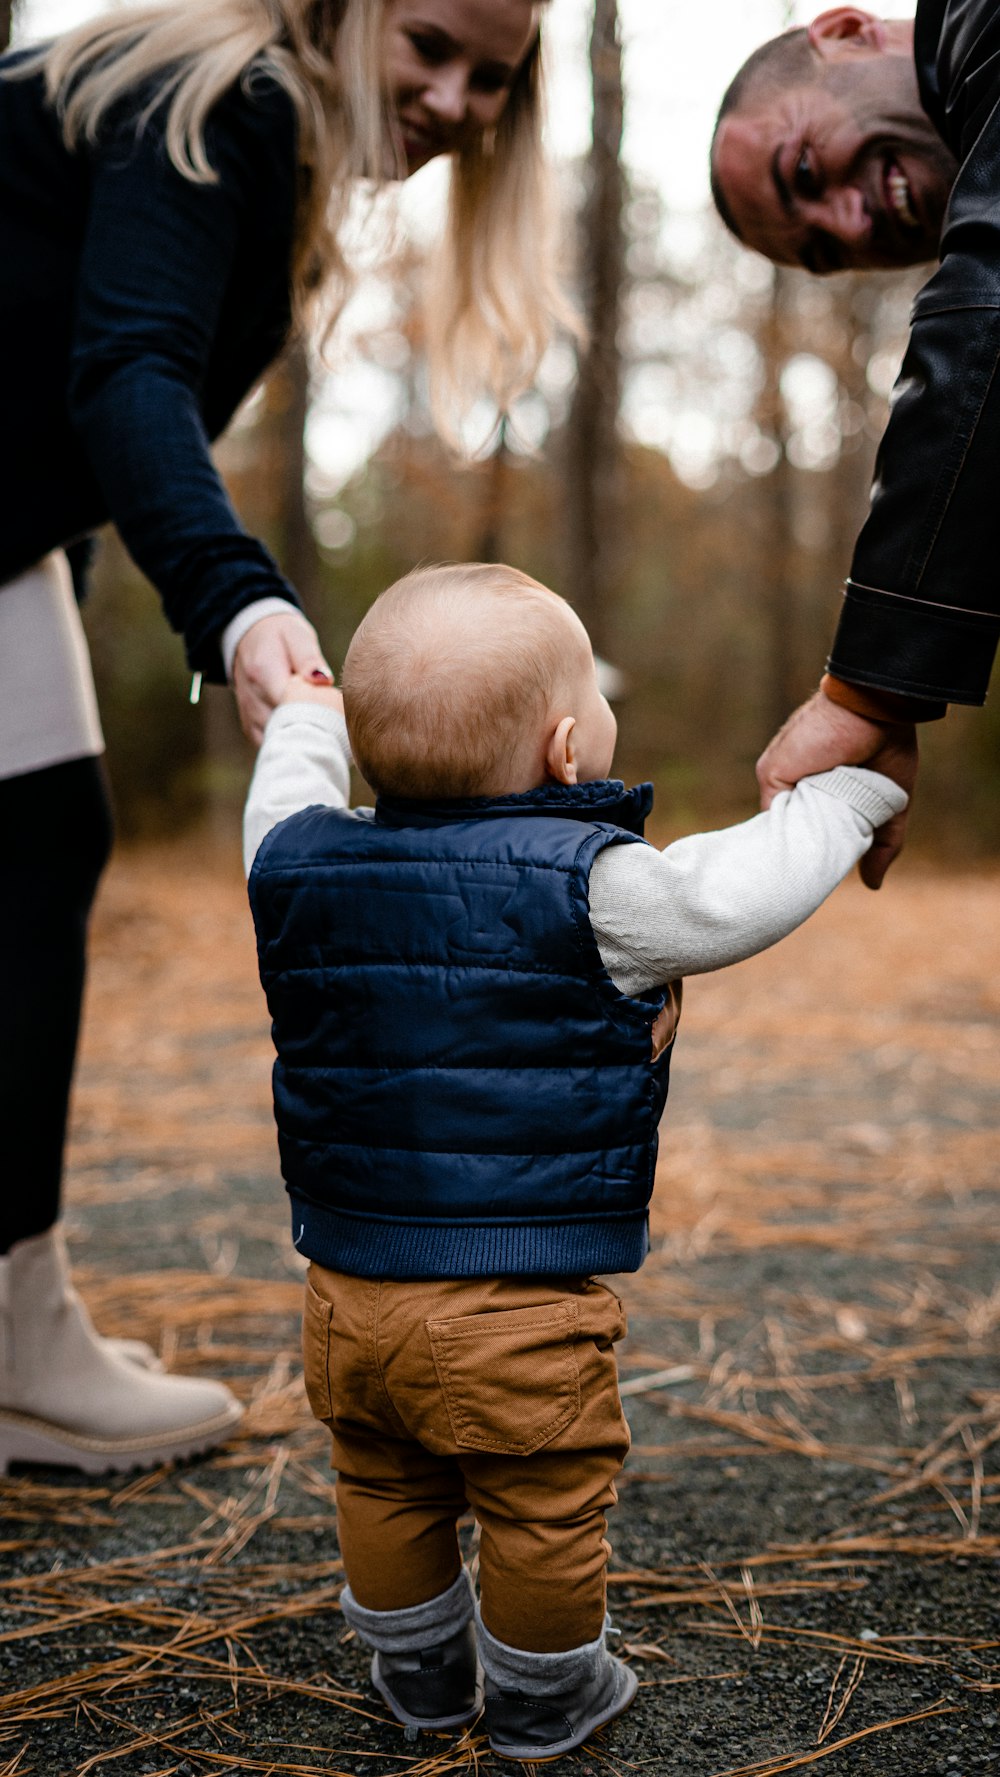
[825,275,881,577]
[563,0,625,647]
[749,4,801,738]
[1,2,17,50]
[260,338,322,626]
[475,418,510,562]
[756,267,800,736]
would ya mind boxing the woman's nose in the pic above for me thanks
[422,65,470,126]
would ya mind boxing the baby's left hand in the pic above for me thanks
[279,674,345,716]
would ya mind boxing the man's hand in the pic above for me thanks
[232,612,334,744]
[756,689,918,890]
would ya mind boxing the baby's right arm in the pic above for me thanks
[242,686,352,877]
[588,766,908,996]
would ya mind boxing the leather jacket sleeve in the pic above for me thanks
[828,0,1000,707]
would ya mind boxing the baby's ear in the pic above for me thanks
[545,715,577,785]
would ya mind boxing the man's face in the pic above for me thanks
[713,31,957,272]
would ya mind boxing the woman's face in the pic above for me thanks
[382,0,540,175]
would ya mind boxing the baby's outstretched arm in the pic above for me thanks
[588,767,908,996]
[242,678,350,877]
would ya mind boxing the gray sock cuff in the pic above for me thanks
[340,1568,474,1653]
[476,1607,612,1694]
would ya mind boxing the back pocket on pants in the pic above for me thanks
[427,1301,580,1455]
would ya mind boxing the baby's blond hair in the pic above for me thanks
[342,563,582,799]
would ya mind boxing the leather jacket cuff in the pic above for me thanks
[828,579,999,708]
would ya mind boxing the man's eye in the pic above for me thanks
[794,149,822,199]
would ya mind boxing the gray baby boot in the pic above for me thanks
[478,1610,638,1761]
[340,1568,481,1739]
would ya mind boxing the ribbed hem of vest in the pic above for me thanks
[289,1196,650,1279]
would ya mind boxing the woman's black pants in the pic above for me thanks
[0,756,114,1253]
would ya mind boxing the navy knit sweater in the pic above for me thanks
[0,50,302,677]
[249,779,674,1281]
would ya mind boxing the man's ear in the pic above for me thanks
[808,7,887,58]
[546,715,578,785]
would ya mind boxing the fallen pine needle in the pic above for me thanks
[816,1653,866,1743]
[619,1365,697,1396]
[708,1697,959,1776]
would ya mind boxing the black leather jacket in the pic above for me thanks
[827,0,1000,708]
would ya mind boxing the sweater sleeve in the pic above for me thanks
[68,77,301,679]
[243,701,353,877]
[587,767,908,996]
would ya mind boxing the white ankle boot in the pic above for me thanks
[0,1227,243,1473]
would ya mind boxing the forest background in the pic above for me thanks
[7,0,998,853]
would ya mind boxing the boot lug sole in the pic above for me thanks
[0,1403,243,1474]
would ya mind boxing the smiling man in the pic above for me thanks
[711,10,956,273]
[710,3,1000,879]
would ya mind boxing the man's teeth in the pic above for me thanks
[887,166,917,226]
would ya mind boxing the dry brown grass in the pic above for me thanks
[0,844,997,1773]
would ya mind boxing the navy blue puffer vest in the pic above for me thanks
[249,778,673,1279]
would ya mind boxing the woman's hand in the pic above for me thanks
[278,674,345,715]
[233,611,334,744]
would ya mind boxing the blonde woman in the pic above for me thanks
[0,0,561,1474]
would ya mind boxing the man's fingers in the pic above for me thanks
[756,752,794,811]
[858,807,908,892]
[859,727,917,887]
[755,708,801,810]
[755,690,872,812]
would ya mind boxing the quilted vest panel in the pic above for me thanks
[249,779,673,1278]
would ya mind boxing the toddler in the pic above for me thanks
[244,563,906,1761]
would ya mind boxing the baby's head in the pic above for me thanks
[342,563,617,799]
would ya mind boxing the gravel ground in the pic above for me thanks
[1,847,997,1776]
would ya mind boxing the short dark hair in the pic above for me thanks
[710,28,814,240]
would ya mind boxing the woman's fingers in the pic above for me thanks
[232,611,333,743]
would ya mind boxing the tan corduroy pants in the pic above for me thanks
[303,1267,630,1653]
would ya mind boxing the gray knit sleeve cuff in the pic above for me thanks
[803,765,908,827]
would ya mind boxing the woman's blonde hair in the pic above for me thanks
[18,0,567,433]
